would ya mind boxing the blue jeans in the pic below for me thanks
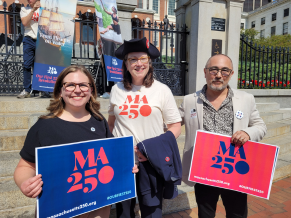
[23,36,36,92]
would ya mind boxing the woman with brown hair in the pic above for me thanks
[108,37,182,218]
[14,65,138,218]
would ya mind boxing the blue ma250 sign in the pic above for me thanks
[36,136,136,218]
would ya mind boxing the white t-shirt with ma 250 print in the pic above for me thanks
[108,80,182,148]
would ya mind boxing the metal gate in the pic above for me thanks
[0,1,105,95]
[132,17,189,95]
[239,34,291,89]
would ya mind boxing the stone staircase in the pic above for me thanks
[0,97,291,217]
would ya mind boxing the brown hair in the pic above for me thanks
[122,55,154,90]
[40,65,103,120]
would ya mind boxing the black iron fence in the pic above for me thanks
[239,34,291,89]
[132,17,188,95]
[0,1,104,95]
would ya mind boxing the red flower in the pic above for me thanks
[287,81,290,85]
[267,81,270,84]
[272,80,274,83]
[271,84,274,87]
[276,80,278,83]
[238,78,241,80]
[242,80,245,83]
[280,81,283,84]
[259,84,262,87]
[263,84,266,87]
[284,84,286,87]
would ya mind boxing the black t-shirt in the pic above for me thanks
[20,115,113,163]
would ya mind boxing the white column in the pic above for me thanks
[225,0,244,89]
[143,0,147,9]
[117,0,137,40]
[187,0,213,93]
[149,0,153,10]
[175,6,186,63]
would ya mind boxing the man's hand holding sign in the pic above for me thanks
[231,130,250,146]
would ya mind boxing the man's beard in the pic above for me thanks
[209,79,228,91]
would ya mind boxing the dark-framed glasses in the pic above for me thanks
[127,56,150,65]
[63,82,91,92]
[206,67,233,77]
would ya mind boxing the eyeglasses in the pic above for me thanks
[63,82,92,92]
[206,67,233,77]
[127,56,150,65]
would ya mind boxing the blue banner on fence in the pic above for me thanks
[103,54,123,82]
[95,0,123,82]
[32,0,77,92]
[36,136,136,218]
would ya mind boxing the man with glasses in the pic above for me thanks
[179,54,266,218]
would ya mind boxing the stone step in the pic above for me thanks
[264,119,291,139]
[0,97,50,113]
[260,133,291,155]
[274,152,291,181]
[260,108,291,124]
[0,130,27,152]
[0,113,42,130]
[256,102,280,113]
[0,97,110,114]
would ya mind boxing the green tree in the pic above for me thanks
[256,34,291,48]
[240,28,259,41]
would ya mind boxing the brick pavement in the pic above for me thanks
[164,177,291,218]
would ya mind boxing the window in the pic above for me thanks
[137,0,143,8]
[168,0,175,16]
[271,26,276,36]
[240,23,244,29]
[153,0,159,13]
[284,8,289,17]
[251,21,255,28]
[261,17,265,25]
[153,32,160,47]
[283,22,288,35]
[272,13,276,21]
[260,29,265,38]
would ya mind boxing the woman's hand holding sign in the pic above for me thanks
[20,174,43,198]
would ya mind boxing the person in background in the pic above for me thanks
[99,0,121,35]
[18,0,50,99]
[14,65,138,218]
[179,54,267,218]
[108,37,182,218]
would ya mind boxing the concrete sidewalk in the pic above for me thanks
[163,177,291,218]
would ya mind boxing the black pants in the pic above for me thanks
[195,183,248,218]
[116,172,163,218]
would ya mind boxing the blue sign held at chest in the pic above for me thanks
[36,136,136,218]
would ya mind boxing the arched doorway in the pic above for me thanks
[131,18,143,39]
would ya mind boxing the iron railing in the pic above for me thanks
[0,1,105,94]
[239,34,291,89]
[132,17,189,95]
